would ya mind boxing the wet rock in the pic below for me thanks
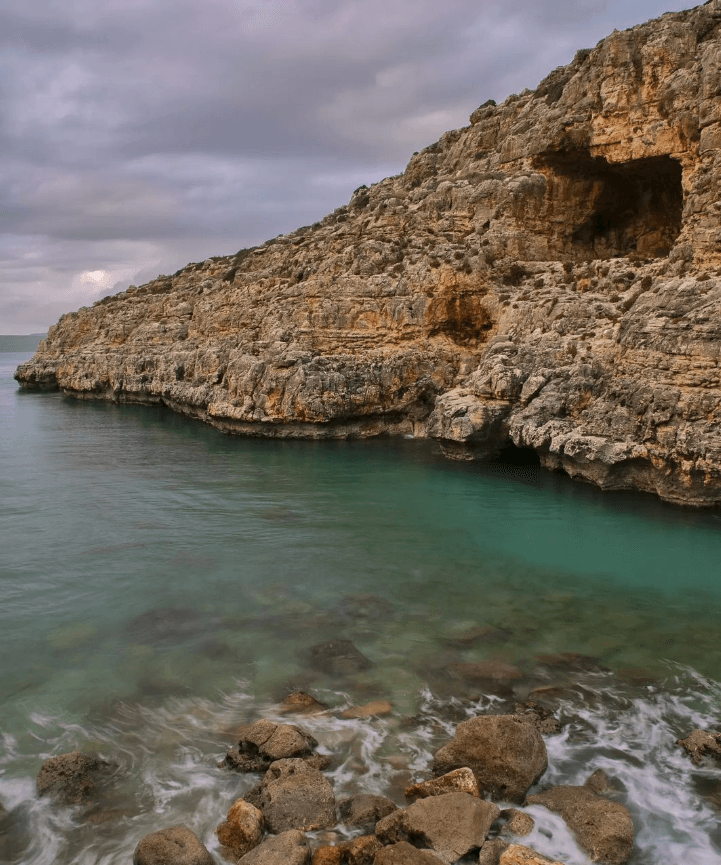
[676,729,721,766]
[373,842,444,865]
[432,714,548,803]
[442,622,512,647]
[405,767,479,801]
[499,808,534,837]
[585,769,618,795]
[448,660,523,685]
[258,757,336,832]
[500,845,566,865]
[215,797,264,859]
[133,826,214,865]
[337,793,397,828]
[527,785,633,864]
[478,838,509,865]
[534,653,607,673]
[312,846,344,865]
[513,702,562,735]
[341,700,393,719]
[344,834,383,865]
[125,607,207,645]
[375,792,499,865]
[36,751,112,805]
[280,691,328,715]
[309,640,372,676]
[223,719,329,772]
[238,830,311,865]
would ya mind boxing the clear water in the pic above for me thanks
[2,350,720,864]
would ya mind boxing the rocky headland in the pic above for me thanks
[15,0,721,505]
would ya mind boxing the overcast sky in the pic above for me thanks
[1,0,694,332]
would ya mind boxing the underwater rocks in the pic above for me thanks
[433,714,548,803]
[309,640,373,676]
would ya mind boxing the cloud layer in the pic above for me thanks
[1,0,692,331]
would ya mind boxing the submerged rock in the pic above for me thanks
[279,691,328,715]
[257,757,336,833]
[36,751,113,806]
[133,826,214,865]
[432,714,548,803]
[527,785,633,864]
[341,699,393,719]
[375,791,499,864]
[124,607,207,645]
[308,640,372,676]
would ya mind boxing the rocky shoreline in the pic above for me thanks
[15,0,721,507]
[21,675,721,865]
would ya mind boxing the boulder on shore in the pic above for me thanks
[432,714,548,803]
[337,793,397,828]
[133,826,214,865]
[527,785,633,865]
[223,719,329,772]
[257,757,336,833]
[215,797,264,859]
[375,791,499,865]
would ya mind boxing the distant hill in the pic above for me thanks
[0,333,46,352]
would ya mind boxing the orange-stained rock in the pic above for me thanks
[500,844,566,865]
[215,798,263,859]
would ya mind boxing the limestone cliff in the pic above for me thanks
[16,1,721,505]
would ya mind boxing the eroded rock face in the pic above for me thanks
[374,841,444,865]
[432,714,548,803]
[375,792,499,864]
[133,826,214,865]
[15,2,721,506]
[257,758,336,833]
[527,785,634,864]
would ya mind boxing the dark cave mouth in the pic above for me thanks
[490,442,542,466]
[538,150,684,260]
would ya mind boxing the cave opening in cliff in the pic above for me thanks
[539,150,683,260]
[490,441,541,467]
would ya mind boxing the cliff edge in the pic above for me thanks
[16,1,721,506]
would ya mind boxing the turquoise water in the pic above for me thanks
[2,350,721,864]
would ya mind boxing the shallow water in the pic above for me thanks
[2,350,720,864]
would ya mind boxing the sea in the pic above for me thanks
[2,348,721,864]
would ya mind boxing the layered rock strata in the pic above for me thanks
[16,0,721,505]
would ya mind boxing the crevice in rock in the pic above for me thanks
[536,149,683,260]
